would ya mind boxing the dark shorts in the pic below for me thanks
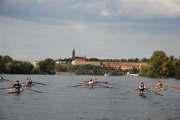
[140,89,144,92]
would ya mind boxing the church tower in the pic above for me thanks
[72,49,75,60]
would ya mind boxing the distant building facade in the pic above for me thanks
[72,58,101,66]
[101,62,147,70]
[56,49,148,71]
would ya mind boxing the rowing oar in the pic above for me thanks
[83,81,108,84]
[98,84,114,89]
[26,88,44,93]
[100,82,108,84]
[0,87,13,90]
[33,82,47,85]
[165,85,180,90]
[1,79,14,82]
[120,89,138,95]
[145,88,163,96]
[67,84,83,88]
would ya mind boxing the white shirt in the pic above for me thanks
[139,85,145,89]
[89,81,94,84]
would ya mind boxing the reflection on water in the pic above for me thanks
[0,75,180,120]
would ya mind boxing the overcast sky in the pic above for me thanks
[1,0,180,62]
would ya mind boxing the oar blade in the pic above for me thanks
[165,85,180,90]
[67,84,83,88]
[0,88,8,90]
[0,87,13,90]
[120,89,138,95]
[145,88,163,96]
[33,82,47,85]
[27,88,44,93]
[98,84,114,89]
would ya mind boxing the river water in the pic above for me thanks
[0,74,180,120]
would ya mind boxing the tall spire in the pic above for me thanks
[72,49,75,60]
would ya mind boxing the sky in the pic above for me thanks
[0,0,180,63]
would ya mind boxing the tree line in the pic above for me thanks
[1,51,180,80]
[0,55,143,75]
[0,55,55,74]
[139,50,180,79]
[55,64,125,76]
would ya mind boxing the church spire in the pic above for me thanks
[72,49,75,60]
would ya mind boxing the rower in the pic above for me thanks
[139,82,145,96]
[26,78,33,85]
[29,78,32,84]
[157,81,164,90]
[82,80,87,85]
[94,78,99,85]
[13,80,22,91]
[88,79,94,89]
[0,75,3,80]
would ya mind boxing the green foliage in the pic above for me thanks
[1,53,180,79]
[173,58,180,79]
[140,58,149,62]
[86,58,99,61]
[139,51,180,79]
[63,58,72,63]
[127,58,139,62]
[0,55,55,74]
[147,50,168,78]
[139,66,149,76]
[0,55,34,74]
[37,58,55,74]
[56,64,124,76]
[162,57,171,77]
[0,55,13,73]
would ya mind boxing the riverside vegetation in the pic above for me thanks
[0,50,180,79]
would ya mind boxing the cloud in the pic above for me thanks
[1,0,180,23]
[1,0,180,62]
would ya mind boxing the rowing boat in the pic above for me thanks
[7,88,23,94]
[158,87,165,90]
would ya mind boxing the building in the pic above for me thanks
[101,62,147,70]
[72,49,86,60]
[71,49,147,69]
[72,49,75,60]
[72,58,101,66]
[71,49,100,66]
[56,49,148,71]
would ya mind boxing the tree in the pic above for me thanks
[88,58,99,61]
[162,57,171,77]
[4,60,33,74]
[140,58,149,62]
[37,58,55,74]
[0,55,13,73]
[148,50,168,78]
[173,58,180,80]
[139,65,149,76]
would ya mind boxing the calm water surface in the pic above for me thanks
[0,74,180,120]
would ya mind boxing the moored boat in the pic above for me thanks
[104,73,111,77]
